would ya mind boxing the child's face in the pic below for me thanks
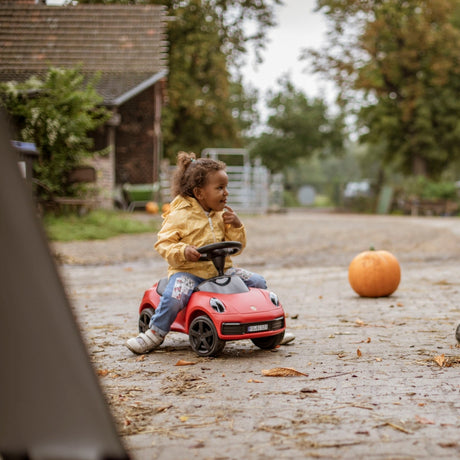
[194,169,229,212]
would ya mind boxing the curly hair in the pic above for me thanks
[171,151,226,197]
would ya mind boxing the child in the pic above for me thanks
[126,151,268,354]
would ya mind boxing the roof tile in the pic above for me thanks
[0,4,168,104]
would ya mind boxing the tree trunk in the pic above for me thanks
[412,154,427,177]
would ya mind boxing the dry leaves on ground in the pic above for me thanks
[175,359,197,366]
[261,367,308,377]
[433,354,460,367]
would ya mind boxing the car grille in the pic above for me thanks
[221,316,285,336]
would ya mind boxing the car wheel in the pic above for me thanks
[456,323,460,343]
[251,332,284,350]
[189,315,226,357]
[138,307,154,333]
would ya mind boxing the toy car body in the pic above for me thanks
[137,242,286,357]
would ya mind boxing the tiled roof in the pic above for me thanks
[0,3,168,104]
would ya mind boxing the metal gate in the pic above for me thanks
[202,148,269,213]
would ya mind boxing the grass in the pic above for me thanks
[42,210,160,242]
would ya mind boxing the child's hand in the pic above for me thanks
[222,205,242,228]
[185,245,201,262]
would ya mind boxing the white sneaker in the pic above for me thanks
[280,332,295,345]
[126,329,164,354]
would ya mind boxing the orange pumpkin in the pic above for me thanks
[348,249,401,297]
[145,201,159,214]
[161,202,170,213]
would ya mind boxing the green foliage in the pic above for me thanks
[305,0,460,178]
[43,210,159,242]
[77,0,281,159]
[403,176,458,200]
[159,0,243,156]
[250,77,345,172]
[0,67,110,197]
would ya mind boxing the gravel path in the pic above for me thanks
[56,211,460,460]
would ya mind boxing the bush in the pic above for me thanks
[0,67,110,198]
[404,176,458,200]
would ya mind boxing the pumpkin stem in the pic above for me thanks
[369,245,375,251]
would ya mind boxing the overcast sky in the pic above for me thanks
[241,0,332,100]
[240,0,337,125]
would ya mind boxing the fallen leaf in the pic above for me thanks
[175,359,197,366]
[261,367,308,377]
[353,337,372,344]
[248,379,263,383]
[136,355,146,362]
[97,369,109,376]
[439,442,458,448]
[434,354,447,367]
[179,415,189,422]
[397,302,404,307]
[355,318,366,327]
[357,348,362,357]
[191,441,205,448]
[415,415,435,425]
[300,388,318,393]
[375,358,382,362]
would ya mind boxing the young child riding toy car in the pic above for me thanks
[125,151,293,357]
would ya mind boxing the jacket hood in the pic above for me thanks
[164,195,218,218]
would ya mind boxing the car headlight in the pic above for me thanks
[269,291,280,306]
[210,297,226,313]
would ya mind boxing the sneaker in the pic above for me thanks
[126,329,164,354]
[280,332,295,345]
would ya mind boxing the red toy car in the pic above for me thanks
[137,241,286,357]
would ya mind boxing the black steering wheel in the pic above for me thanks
[197,241,242,262]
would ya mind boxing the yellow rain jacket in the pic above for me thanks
[154,195,246,279]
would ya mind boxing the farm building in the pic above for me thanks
[0,1,168,208]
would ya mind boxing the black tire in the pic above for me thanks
[456,323,460,343]
[189,315,226,357]
[138,307,155,333]
[251,332,284,350]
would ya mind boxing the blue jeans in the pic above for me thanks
[149,268,267,336]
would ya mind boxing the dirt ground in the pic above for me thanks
[53,211,460,460]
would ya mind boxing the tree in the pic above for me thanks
[78,0,282,159]
[158,0,247,157]
[304,0,460,178]
[0,67,110,197]
[250,77,344,172]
